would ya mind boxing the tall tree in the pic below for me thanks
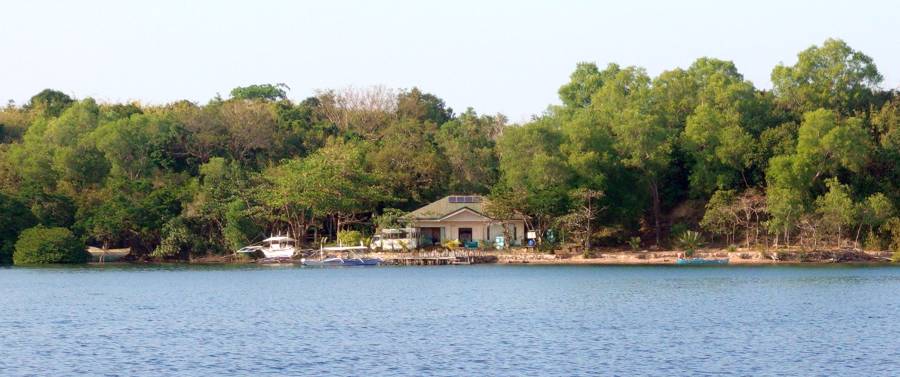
[592,66,672,245]
[815,178,856,247]
[219,100,278,164]
[25,89,74,118]
[494,117,573,241]
[264,140,387,239]
[370,119,446,206]
[396,87,453,125]
[436,109,502,194]
[229,83,289,101]
[771,38,882,115]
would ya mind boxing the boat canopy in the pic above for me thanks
[321,246,370,252]
[263,236,296,242]
[381,228,416,234]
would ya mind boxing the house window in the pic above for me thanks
[513,226,517,241]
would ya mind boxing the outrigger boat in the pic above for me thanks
[301,244,382,266]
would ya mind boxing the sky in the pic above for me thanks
[2,0,898,122]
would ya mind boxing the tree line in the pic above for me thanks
[1,38,899,262]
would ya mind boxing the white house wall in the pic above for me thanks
[411,219,526,245]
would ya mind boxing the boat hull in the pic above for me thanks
[262,247,296,259]
[675,258,729,265]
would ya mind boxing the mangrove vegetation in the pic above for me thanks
[1,38,900,263]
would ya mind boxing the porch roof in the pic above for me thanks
[405,195,524,221]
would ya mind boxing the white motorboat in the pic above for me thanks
[236,236,298,259]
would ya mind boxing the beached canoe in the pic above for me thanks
[675,258,729,265]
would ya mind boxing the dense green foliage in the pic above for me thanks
[13,226,88,264]
[1,38,898,260]
[0,193,37,263]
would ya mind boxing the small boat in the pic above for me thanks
[301,257,383,266]
[301,244,382,266]
[675,258,729,265]
[236,235,298,259]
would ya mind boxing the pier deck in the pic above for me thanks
[381,250,498,266]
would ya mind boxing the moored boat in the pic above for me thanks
[236,235,298,259]
[301,257,383,266]
[301,245,382,266]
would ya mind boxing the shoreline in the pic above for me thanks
[87,248,895,266]
[496,249,893,265]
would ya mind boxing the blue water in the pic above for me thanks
[2,265,900,376]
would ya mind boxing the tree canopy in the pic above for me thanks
[0,38,898,260]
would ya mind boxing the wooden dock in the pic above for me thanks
[382,250,498,266]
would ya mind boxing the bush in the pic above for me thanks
[0,243,14,265]
[863,229,885,251]
[337,230,363,246]
[152,217,192,259]
[537,239,558,253]
[223,200,260,251]
[13,226,89,264]
[0,193,37,264]
[670,222,689,240]
[582,248,594,258]
[886,218,900,262]
[627,236,641,251]
[678,230,703,258]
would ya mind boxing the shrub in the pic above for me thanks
[13,226,89,264]
[726,244,737,252]
[537,240,558,253]
[152,217,191,259]
[627,237,641,251]
[0,243,13,265]
[337,230,363,246]
[582,248,594,258]
[223,200,260,251]
[670,222,689,240]
[0,193,37,264]
[862,230,880,251]
[678,230,703,258]
[373,208,408,231]
[886,218,900,262]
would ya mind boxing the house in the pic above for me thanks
[405,195,526,247]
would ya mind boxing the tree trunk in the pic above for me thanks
[650,179,661,246]
[585,198,592,251]
[784,225,790,248]
[836,224,841,249]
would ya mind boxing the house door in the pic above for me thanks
[458,228,473,242]
[420,227,441,246]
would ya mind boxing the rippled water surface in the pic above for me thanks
[2,264,900,376]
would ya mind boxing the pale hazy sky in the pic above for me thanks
[2,0,898,122]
